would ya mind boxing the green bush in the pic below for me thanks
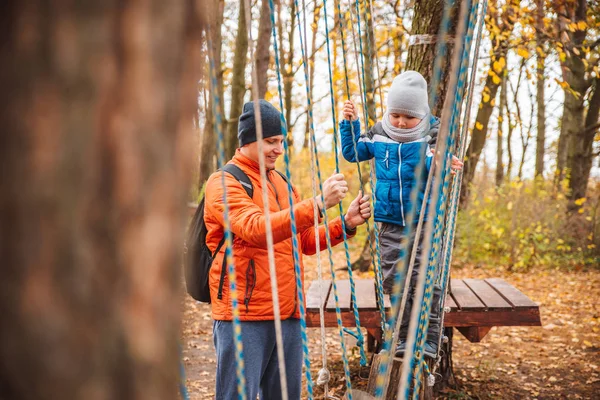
[454,177,600,271]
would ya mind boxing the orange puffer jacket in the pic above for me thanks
[204,150,353,321]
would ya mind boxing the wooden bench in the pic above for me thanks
[305,278,541,346]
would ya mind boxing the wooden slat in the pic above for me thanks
[326,279,352,312]
[449,279,486,311]
[383,293,391,309]
[306,308,542,329]
[444,294,458,311]
[354,279,378,310]
[463,278,513,310]
[306,280,331,312]
[305,278,542,331]
[444,308,541,327]
[485,278,538,308]
[305,310,381,328]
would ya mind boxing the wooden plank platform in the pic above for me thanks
[304,278,541,343]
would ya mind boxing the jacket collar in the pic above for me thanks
[232,148,274,174]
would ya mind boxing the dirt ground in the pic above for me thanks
[181,248,600,399]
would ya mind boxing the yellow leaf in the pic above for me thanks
[574,197,587,206]
[577,21,587,30]
[517,47,530,58]
[493,60,502,73]
[507,201,513,210]
[483,92,491,103]
[475,121,484,130]
[492,74,501,85]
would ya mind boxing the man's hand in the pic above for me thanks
[342,100,359,121]
[344,191,372,229]
[317,173,348,210]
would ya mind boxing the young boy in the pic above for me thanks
[339,71,463,358]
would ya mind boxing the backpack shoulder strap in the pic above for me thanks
[221,163,253,198]
[274,169,288,183]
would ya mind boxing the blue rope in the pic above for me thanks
[179,344,190,400]
[267,0,315,397]
[207,32,247,400]
[321,0,368,368]
[329,0,386,333]
[288,1,358,397]
[438,0,489,294]
[409,1,478,396]
[372,0,456,396]
[351,0,387,332]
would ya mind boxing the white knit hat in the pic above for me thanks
[387,71,430,119]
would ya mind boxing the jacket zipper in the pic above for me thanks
[384,149,389,169]
[398,144,405,226]
[267,172,297,318]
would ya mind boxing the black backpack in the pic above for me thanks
[184,164,253,303]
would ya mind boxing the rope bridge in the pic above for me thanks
[184,0,542,399]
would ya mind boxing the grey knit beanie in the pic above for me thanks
[238,100,283,147]
[387,71,430,119]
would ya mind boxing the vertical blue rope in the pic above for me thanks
[267,0,315,397]
[179,344,190,400]
[372,0,455,396]
[438,0,489,295]
[331,0,386,333]
[321,0,368,367]
[289,0,357,397]
[353,0,387,332]
[207,33,247,400]
[410,1,478,396]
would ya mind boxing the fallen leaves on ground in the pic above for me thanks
[181,245,600,399]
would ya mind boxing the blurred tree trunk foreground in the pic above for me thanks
[0,1,204,399]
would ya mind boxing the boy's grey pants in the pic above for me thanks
[213,318,302,400]
[378,222,443,343]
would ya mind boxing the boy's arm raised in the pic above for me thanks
[340,119,374,162]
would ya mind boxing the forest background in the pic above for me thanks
[197,0,600,270]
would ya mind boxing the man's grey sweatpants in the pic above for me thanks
[213,318,302,400]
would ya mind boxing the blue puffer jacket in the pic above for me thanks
[340,117,439,226]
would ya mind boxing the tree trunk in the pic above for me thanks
[518,96,535,180]
[505,92,514,179]
[496,76,506,187]
[568,78,600,203]
[558,0,598,206]
[256,0,273,99]
[534,0,546,179]
[392,3,405,77]
[199,1,225,187]
[362,0,377,126]
[303,2,322,149]
[225,0,249,159]
[460,0,519,205]
[283,0,296,149]
[0,0,203,398]
[555,0,589,196]
[405,0,459,114]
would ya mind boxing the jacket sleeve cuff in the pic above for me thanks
[342,215,357,236]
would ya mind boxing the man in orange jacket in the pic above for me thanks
[204,100,371,399]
